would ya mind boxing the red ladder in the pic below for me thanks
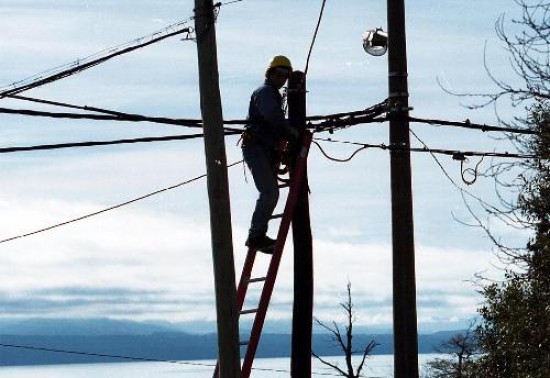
[213,131,312,378]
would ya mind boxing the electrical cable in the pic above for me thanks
[6,93,534,140]
[7,94,119,114]
[0,342,340,376]
[218,0,244,5]
[0,104,385,156]
[312,140,367,163]
[0,160,243,245]
[6,94,205,127]
[304,0,327,76]
[308,101,389,133]
[0,133,242,155]
[0,20,194,98]
[407,115,537,135]
[313,137,538,160]
[2,95,535,140]
[0,99,388,132]
[408,129,521,227]
[0,342,215,369]
[5,122,523,161]
[307,102,387,121]
[0,106,203,128]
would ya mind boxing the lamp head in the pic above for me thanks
[362,28,388,56]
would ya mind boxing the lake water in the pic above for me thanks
[0,354,440,377]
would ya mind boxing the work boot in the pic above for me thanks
[245,235,276,254]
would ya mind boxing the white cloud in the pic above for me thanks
[0,0,528,333]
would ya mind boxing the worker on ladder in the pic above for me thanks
[242,55,299,252]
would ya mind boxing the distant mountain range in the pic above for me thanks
[0,318,460,366]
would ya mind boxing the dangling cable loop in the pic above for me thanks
[460,155,484,185]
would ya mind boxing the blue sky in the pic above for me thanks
[0,0,528,333]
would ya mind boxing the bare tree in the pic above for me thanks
[438,2,550,377]
[312,282,379,378]
[438,0,550,264]
[424,321,480,378]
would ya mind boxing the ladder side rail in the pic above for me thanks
[236,249,258,310]
[241,131,313,377]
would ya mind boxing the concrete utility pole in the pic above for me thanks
[288,71,314,378]
[386,0,420,377]
[193,1,241,377]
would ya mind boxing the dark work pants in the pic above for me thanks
[242,142,279,237]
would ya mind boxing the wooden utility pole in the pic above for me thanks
[194,1,241,377]
[288,71,314,378]
[387,0,420,377]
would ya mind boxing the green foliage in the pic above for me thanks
[427,1,550,374]
[424,357,479,378]
[474,101,550,377]
[469,0,550,374]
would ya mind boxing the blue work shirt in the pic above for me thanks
[244,80,289,148]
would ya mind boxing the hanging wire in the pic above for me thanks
[312,140,368,162]
[460,155,485,185]
[0,342,341,376]
[313,136,538,160]
[304,0,328,76]
[408,129,523,228]
[0,160,242,245]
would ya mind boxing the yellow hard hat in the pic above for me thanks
[265,55,292,77]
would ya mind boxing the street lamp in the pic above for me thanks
[362,28,388,56]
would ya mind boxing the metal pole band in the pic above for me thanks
[389,91,409,98]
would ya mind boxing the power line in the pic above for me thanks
[304,0,327,76]
[0,106,204,128]
[0,20,194,98]
[0,133,243,155]
[407,115,537,135]
[312,140,368,163]
[0,99,388,131]
[0,161,243,245]
[408,129,523,228]
[309,101,388,132]
[2,95,242,132]
[0,105,384,156]
[3,95,536,139]
[217,0,244,5]
[313,137,538,160]
[0,342,340,376]
[7,94,203,125]
[7,94,118,114]
[0,342,215,369]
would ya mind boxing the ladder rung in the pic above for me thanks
[239,340,249,346]
[278,182,290,188]
[270,213,284,220]
[248,276,267,283]
[240,308,259,315]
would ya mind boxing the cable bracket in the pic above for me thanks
[389,72,408,77]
